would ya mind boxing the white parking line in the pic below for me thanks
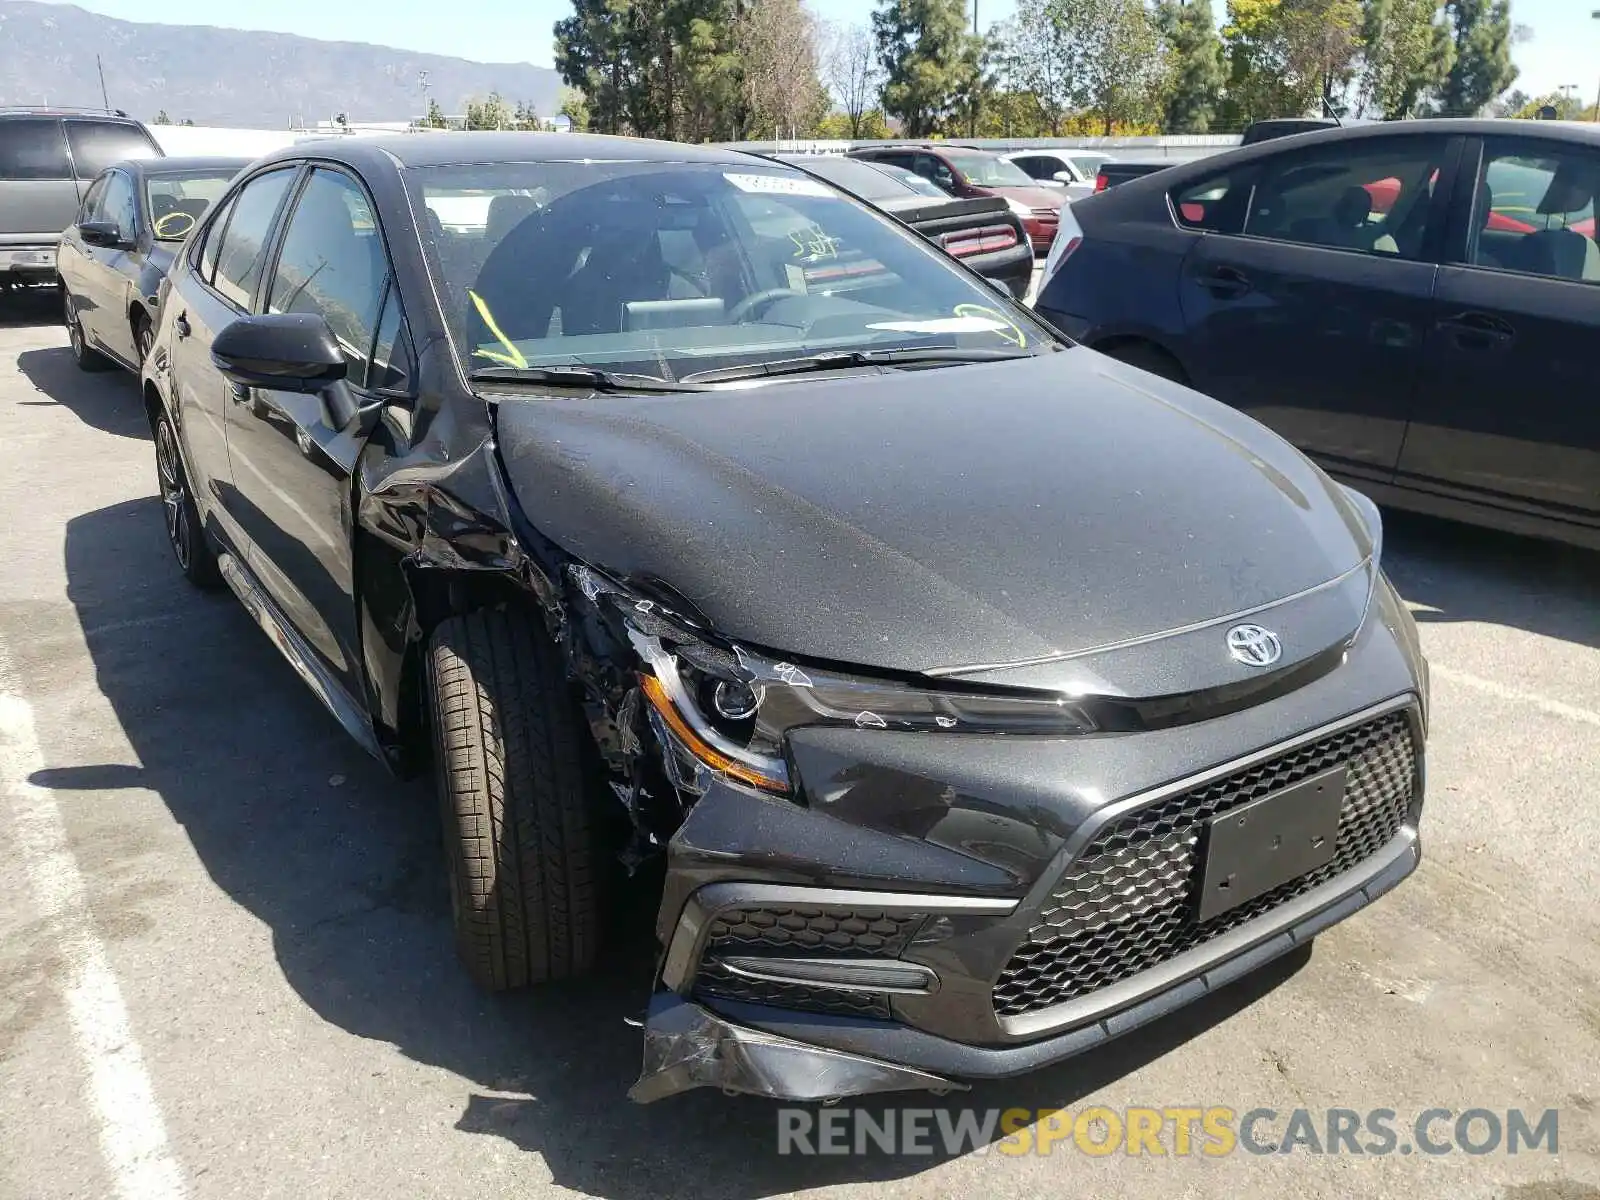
[1431,661,1600,728]
[0,643,188,1200]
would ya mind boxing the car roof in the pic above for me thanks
[252,131,764,172]
[1242,116,1600,150]
[0,107,142,122]
[116,156,252,177]
[1101,117,1600,196]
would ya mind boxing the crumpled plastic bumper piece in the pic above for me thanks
[628,993,965,1104]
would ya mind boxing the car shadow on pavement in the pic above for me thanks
[1381,511,1600,652]
[15,347,149,441]
[45,495,1310,1196]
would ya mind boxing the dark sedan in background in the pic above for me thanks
[777,153,1034,297]
[57,155,250,371]
[1038,118,1600,550]
[140,131,1425,1105]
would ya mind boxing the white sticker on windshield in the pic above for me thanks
[866,316,1011,335]
[724,172,834,198]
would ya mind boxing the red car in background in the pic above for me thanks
[848,145,1064,252]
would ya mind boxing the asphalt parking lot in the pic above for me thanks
[0,285,1597,1200]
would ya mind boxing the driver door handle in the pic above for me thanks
[1438,310,1513,350]
[1196,265,1252,299]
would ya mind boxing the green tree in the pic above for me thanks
[995,1,1080,136]
[422,98,448,128]
[1510,90,1583,121]
[1221,0,1361,125]
[873,0,982,138]
[1156,0,1225,132]
[557,86,589,131]
[1358,0,1454,119]
[1051,0,1166,135]
[1434,0,1517,116]
[153,109,172,125]
[465,92,514,130]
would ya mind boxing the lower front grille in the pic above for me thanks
[692,905,927,1020]
[992,711,1417,1020]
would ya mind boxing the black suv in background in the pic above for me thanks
[0,108,162,290]
[1037,118,1600,551]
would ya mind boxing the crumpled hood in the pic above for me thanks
[491,350,1373,679]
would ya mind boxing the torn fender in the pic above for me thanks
[629,992,963,1103]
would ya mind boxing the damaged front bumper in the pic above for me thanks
[627,583,1428,1102]
[629,993,964,1103]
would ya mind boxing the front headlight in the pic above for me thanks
[575,567,1093,796]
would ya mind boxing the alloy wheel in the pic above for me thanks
[155,420,192,571]
[65,295,83,357]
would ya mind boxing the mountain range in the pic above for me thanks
[0,0,562,128]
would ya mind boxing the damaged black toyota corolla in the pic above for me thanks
[141,133,1428,1103]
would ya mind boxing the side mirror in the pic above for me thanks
[211,313,348,394]
[1052,171,1073,184]
[80,219,128,248]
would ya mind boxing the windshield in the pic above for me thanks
[1068,153,1111,176]
[942,152,1035,188]
[145,171,240,241]
[407,160,1057,383]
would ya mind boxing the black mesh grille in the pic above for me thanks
[992,712,1417,1020]
[694,962,895,1019]
[693,906,927,1019]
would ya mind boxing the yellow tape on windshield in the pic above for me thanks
[953,303,1026,349]
[467,288,528,369]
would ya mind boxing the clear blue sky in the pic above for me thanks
[65,0,1594,101]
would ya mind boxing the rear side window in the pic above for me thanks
[1173,173,1250,234]
[211,168,296,308]
[1470,141,1600,284]
[0,117,72,180]
[64,121,160,178]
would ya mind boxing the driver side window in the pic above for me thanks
[78,175,107,223]
[913,153,956,194]
[99,170,136,239]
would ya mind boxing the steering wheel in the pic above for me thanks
[153,211,196,239]
[725,287,806,324]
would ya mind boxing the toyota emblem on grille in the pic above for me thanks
[1226,623,1282,667]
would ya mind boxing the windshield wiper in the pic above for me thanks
[469,365,701,393]
[681,346,1036,385]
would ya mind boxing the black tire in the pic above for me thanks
[153,409,221,588]
[427,609,599,991]
[133,310,154,369]
[64,289,113,372]
[1100,340,1188,385]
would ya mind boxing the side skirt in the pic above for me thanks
[216,550,385,761]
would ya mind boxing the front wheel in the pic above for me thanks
[427,610,600,991]
[154,410,221,588]
[133,311,154,369]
